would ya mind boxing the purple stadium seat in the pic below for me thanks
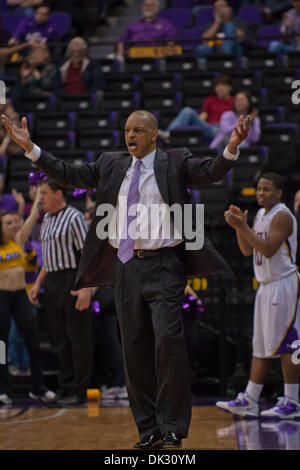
[172,0,196,9]
[1,12,23,33]
[51,12,71,36]
[0,0,8,12]
[237,6,263,25]
[194,7,214,28]
[257,24,281,47]
[180,27,205,49]
[159,9,192,30]
[1,11,70,35]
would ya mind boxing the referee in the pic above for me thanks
[29,179,92,407]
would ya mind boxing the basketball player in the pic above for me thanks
[216,172,300,418]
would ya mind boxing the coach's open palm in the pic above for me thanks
[1,114,33,153]
[228,114,250,152]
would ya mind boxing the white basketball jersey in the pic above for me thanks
[253,203,298,283]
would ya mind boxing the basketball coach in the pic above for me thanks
[2,110,249,449]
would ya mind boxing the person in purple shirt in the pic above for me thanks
[117,0,177,57]
[210,90,261,149]
[8,3,59,46]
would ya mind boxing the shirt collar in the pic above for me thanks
[132,148,156,169]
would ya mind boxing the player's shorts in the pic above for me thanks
[253,270,300,358]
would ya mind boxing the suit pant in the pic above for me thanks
[114,246,192,439]
[44,269,92,398]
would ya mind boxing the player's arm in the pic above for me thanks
[226,210,293,259]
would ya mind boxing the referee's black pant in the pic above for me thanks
[44,269,92,399]
[114,245,192,440]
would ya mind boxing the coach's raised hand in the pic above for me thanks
[228,114,250,154]
[1,115,34,153]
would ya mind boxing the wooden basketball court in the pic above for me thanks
[1,399,300,451]
[0,402,237,450]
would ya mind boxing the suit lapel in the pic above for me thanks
[154,147,169,205]
[109,154,132,205]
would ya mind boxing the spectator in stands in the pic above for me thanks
[158,74,234,145]
[196,0,246,58]
[117,0,177,58]
[10,43,56,109]
[268,0,300,55]
[210,90,261,149]
[0,100,21,156]
[8,3,60,46]
[51,36,105,101]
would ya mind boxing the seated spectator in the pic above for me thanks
[10,43,56,108]
[159,74,234,145]
[196,0,246,58]
[268,0,300,55]
[117,0,177,58]
[8,3,60,46]
[0,100,21,156]
[210,90,261,149]
[51,36,105,101]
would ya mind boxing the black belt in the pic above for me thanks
[134,249,161,259]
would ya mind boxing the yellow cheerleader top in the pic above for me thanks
[0,239,26,271]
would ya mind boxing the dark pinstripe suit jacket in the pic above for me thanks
[34,146,235,289]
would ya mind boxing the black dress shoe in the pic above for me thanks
[162,432,182,448]
[133,431,163,449]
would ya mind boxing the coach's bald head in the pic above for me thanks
[125,110,158,158]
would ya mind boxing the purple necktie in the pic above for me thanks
[117,159,141,264]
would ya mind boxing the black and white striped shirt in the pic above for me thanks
[40,205,88,272]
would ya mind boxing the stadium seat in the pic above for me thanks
[159,9,192,30]
[104,73,140,93]
[142,91,182,111]
[34,130,76,151]
[124,58,161,74]
[204,53,237,72]
[245,51,279,70]
[7,153,36,193]
[172,0,196,9]
[181,72,215,95]
[230,146,268,195]
[31,111,75,135]
[198,180,230,216]
[56,94,94,112]
[1,12,23,34]
[77,129,120,150]
[98,58,121,74]
[141,74,180,94]
[50,11,71,36]
[169,127,204,148]
[237,6,263,26]
[164,55,199,73]
[100,91,141,111]
[256,24,281,48]
[75,110,118,130]
[194,7,214,28]
[15,94,56,112]
[180,27,205,50]
[258,105,284,125]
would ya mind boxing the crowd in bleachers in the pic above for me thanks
[0,0,300,400]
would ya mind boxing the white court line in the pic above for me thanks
[0,408,67,424]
